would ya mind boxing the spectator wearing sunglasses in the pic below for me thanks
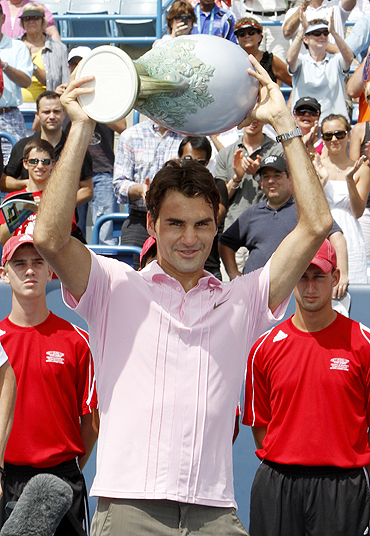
[287,12,353,124]
[293,96,324,155]
[234,18,291,87]
[319,114,370,283]
[283,0,355,54]
[153,0,195,48]
[0,138,79,244]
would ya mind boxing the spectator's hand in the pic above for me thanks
[55,83,68,96]
[345,155,367,183]
[312,153,329,186]
[332,274,349,299]
[238,55,290,129]
[302,120,319,151]
[244,155,261,175]
[233,149,245,180]
[299,5,309,32]
[328,8,335,36]
[173,21,189,36]
[141,176,150,202]
[60,71,95,127]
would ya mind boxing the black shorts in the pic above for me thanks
[249,460,370,536]
[0,459,89,536]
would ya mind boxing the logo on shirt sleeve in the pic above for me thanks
[46,351,65,364]
[330,358,349,371]
[0,329,6,336]
[273,330,288,342]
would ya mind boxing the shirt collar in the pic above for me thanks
[258,195,294,210]
[141,261,223,290]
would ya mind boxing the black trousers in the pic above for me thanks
[0,459,89,536]
[250,460,370,536]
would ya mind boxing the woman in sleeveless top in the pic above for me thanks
[321,114,370,283]
[234,16,292,87]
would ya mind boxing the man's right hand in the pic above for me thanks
[60,73,96,128]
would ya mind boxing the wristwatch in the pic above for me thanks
[2,62,8,71]
[276,126,302,143]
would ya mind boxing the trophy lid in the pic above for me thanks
[76,45,139,123]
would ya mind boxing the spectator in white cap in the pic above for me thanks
[286,10,353,123]
[19,2,68,103]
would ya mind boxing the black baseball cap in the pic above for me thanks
[257,155,287,175]
[293,97,321,114]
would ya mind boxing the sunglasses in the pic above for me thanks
[173,15,192,20]
[322,130,347,141]
[306,29,329,37]
[22,15,42,21]
[26,158,53,166]
[182,154,208,166]
[295,108,319,117]
[236,28,261,37]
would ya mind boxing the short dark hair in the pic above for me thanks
[178,136,212,163]
[36,91,60,110]
[166,0,196,31]
[23,138,55,160]
[146,159,220,225]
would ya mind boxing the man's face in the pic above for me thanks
[244,120,263,137]
[147,190,217,286]
[294,264,339,314]
[0,244,52,299]
[180,142,209,166]
[200,0,215,12]
[259,167,292,206]
[23,148,54,187]
[36,97,64,132]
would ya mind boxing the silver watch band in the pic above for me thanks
[276,126,302,143]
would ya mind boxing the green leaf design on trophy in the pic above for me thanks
[134,39,215,128]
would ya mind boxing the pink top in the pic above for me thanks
[63,253,289,507]
[0,0,55,38]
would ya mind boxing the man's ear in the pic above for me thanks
[146,211,155,237]
[0,266,10,285]
[47,265,53,282]
[332,268,340,288]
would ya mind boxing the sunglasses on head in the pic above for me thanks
[23,15,42,21]
[295,107,319,117]
[26,158,53,166]
[322,130,347,141]
[306,29,329,37]
[236,28,261,37]
[182,154,208,166]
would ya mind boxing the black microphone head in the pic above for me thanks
[0,473,73,536]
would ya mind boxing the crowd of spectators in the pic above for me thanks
[1,0,370,534]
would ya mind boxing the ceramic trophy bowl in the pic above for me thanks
[76,35,259,136]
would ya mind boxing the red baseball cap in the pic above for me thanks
[310,239,337,273]
[1,234,34,266]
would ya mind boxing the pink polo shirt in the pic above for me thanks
[63,253,288,508]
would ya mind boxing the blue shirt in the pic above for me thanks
[191,3,237,43]
[0,33,33,107]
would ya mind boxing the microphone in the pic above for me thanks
[0,473,73,536]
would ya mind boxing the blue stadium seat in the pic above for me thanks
[67,0,120,46]
[90,212,128,245]
[42,0,69,37]
[116,0,158,43]
[87,244,142,266]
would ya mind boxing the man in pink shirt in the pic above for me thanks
[33,59,332,536]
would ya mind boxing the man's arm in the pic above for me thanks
[1,62,31,88]
[347,48,370,98]
[241,56,333,312]
[76,177,93,206]
[219,243,242,280]
[0,174,28,193]
[34,76,95,300]
[251,426,267,450]
[0,361,16,496]
[328,231,348,299]
[78,411,98,470]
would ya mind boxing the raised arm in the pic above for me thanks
[286,6,307,73]
[328,10,353,70]
[241,56,332,312]
[349,122,366,160]
[345,157,370,218]
[347,47,370,99]
[0,360,16,496]
[283,0,309,39]
[33,76,96,301]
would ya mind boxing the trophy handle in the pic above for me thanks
[134,62,189,106]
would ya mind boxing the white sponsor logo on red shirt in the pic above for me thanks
[46,351,65,364]
[0,330,6,336]
[273,330,288,342]
[330,358,349,371]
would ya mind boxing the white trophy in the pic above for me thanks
[76,35,259,136]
